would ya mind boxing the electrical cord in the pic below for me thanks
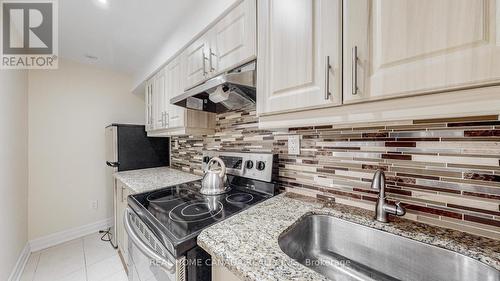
[99,228,118,249]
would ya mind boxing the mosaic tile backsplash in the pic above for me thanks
[171,110,500,239]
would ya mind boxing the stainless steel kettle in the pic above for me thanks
[200,157,230,195]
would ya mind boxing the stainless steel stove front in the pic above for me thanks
[124,208,186,281]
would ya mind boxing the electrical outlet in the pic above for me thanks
[288,135,300,155]
[91,200,99,210]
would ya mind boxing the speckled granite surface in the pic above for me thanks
[114,167,201,193]
[198,193,500,281]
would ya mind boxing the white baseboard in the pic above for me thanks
[29,217,113,252]
[8,243,30,281]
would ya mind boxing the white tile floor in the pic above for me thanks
[20,233,128,281]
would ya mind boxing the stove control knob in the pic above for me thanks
[245,160,254,169]
[256,161,266,171]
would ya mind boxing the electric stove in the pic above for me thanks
[126,151,277,281]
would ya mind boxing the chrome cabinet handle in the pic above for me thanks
[352,46,358,95]
[209,48,216,72]
[124,209,176,273]
[325,56,332,100]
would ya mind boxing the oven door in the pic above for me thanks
[124,208,186,281]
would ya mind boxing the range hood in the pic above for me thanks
[171,61,256,113]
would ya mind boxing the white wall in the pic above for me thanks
[0,70,29,280]
[132,0,238,93]
[28,59,144,240]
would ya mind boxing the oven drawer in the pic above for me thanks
[124,208,186,281]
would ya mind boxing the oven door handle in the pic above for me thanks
[124,208,176,273]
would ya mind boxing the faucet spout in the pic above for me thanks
[371,169,406,223]
[371,170,386,191]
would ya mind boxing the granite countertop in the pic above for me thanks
[198,193,500,281]
[114,167,201,193]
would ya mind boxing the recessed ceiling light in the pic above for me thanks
[94,0,109,9]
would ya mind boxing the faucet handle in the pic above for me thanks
[395,202,406,216]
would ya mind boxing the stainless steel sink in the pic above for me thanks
[278,214,499,281]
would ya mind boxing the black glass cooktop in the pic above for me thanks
[130,180,269,240]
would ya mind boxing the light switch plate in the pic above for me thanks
[288,135,300,155]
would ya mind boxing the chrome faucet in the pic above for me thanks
[371,170,406,223]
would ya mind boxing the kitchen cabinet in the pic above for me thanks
[212,262,242,281]
[153,69,168,130]
[211,0,256,74]
[343,0,500,103]
[256,0,342,115]
[145,0,256,135]
[257,0,500,128]
[145,80,154,131]
[115,179,133,267]
[184,33,212,90]
[146,55,216,137]
[183,0,257,91]
[166,55,186,129]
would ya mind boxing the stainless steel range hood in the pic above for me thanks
[171,61,256,113]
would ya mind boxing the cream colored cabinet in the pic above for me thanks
[146,55,216,137]
[183,0,257,90]
[115,180,133,266]
[343,0,500,103]
[211,0,257,74]
[166,55,186,129]
[145,0,255,135]
[184,34,211,90]
[257,0,342,116]
[257,0,500,128]
[145,80,154,131]
[212,262,242,281]
[152,70,168,130]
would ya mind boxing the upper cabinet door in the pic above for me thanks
[166,55,186,129]
[212,0,257,74]
[344,0,500,103]
[184,35,210,90]
[145,80,154,131]
[257,0,342,116]
[153,70,167,130]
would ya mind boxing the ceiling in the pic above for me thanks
[59,0,200,75]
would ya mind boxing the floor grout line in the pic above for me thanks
[23,234,127,281]
[82,238,89,281]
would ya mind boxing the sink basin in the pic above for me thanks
[278,214,499,281]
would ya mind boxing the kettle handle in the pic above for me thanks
[207,157,226,178]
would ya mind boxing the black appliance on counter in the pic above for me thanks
[125,151,277,281]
